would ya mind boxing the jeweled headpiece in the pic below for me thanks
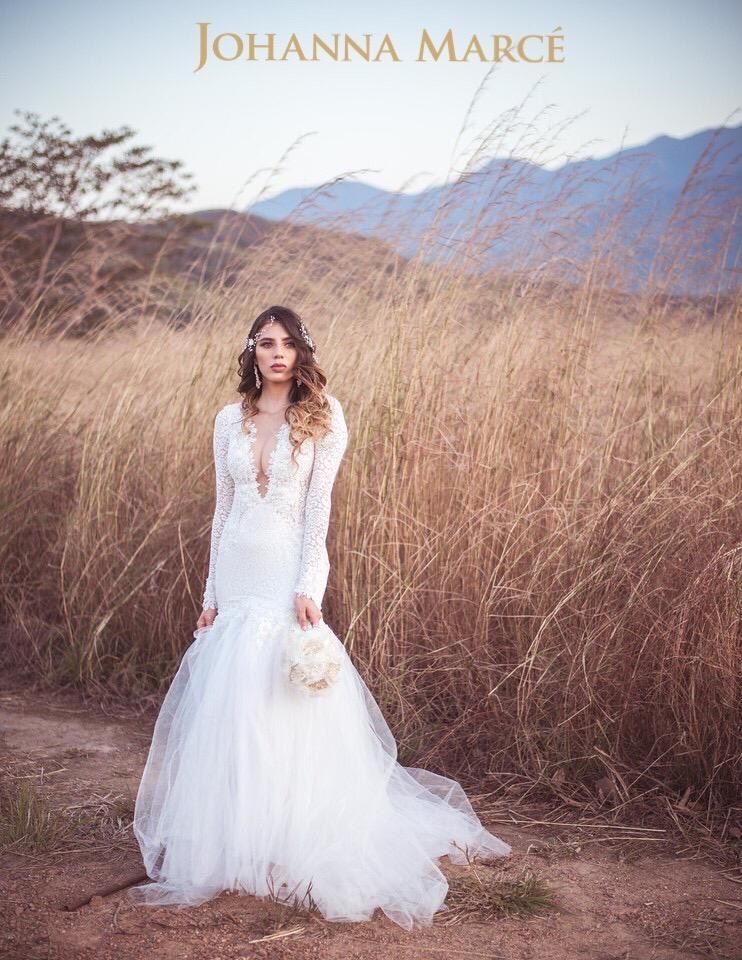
[244,313,317,358]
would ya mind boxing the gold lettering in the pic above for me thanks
[281,33,307,60]
[516,35,544,63]
[375,33,401,61]
[492,35,517,63]
[194,22,210,73]
[193,26,565,70]
[547,26,565,63]
[213,32,244,62]
[343,34,372,61]
[461,35,487,62]
[312,34,340,61]
[246,34,277,60]
[417,28,458,62]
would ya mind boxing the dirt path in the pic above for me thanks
[1,683,739,960]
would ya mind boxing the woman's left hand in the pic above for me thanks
[295,593,323,630]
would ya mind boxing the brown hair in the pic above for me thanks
[236,305,334,463]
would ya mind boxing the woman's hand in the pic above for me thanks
[295,593,323,630]
[197,607,217,630]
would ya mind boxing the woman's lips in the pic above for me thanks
[271,364,286,370]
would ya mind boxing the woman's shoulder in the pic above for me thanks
[324,395,348,443]
[325,394,347,425]
[214,400,243,427]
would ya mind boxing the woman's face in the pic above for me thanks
[254,319,298,384]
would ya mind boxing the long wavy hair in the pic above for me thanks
[236,305,333,463]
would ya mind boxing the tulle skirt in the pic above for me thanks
[128,593,512,930]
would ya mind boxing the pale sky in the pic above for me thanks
[1,0,740,211]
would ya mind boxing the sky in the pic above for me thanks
[1,0,740,212]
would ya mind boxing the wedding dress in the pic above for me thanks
[129,394,512,929]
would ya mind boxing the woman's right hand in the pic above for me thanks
[197,607,217,630]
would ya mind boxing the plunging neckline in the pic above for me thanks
[240,417,289,501]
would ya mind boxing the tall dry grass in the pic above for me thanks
[1,97,740,823]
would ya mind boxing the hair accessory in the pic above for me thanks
[243,313,317,357]
[298,319,315,352]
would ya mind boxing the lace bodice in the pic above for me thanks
[202,395,349,611]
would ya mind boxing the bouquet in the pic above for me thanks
[282,620,343,696]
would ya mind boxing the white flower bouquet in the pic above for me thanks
[282,620,343,696]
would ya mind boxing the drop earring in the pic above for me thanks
[254,362,261,388]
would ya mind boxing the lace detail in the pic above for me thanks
[202,407,235,610]
[201,396,348,612]
[294,396,349,606]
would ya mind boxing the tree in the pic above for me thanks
[0,109,196,221]
[0,110,199,332]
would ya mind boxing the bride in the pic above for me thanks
[129,306,512,929]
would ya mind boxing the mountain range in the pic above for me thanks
[246,125,741,294]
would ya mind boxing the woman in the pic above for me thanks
[129,305,512,929]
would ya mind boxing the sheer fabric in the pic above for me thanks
[129,395,511,929]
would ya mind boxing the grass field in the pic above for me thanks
[1,137,740,833]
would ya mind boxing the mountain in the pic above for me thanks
[246,125,742,294]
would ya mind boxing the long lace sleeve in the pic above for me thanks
[202,406,235,611]
[294,395,349,607]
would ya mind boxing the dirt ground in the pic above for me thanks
[1,681,740,960]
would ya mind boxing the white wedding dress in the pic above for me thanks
[129,395,511,929]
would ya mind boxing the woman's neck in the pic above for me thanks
[257,381,292,414]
